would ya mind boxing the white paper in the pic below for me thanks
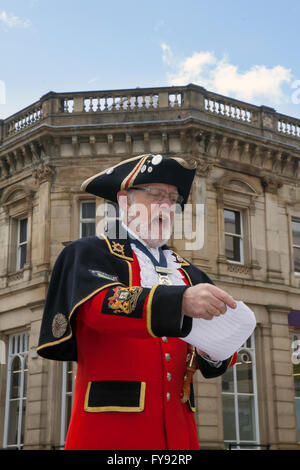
[181,301,256,361]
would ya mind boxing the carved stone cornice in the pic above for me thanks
[195,160,212,177]
[34,164,54,184]
[261,176,283,194]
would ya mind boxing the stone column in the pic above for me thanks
[262,177,284,282]
[191,163,213,272]
[34,165,54,274]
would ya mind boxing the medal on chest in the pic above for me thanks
[155,266,173,285]
[128,233,173,286]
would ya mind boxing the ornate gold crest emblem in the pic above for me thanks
[108,286,143,315]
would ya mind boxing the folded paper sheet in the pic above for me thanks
[181,301,256,361]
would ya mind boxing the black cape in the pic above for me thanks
[37,232,214,362]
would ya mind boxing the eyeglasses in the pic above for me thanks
[129,187,184,205]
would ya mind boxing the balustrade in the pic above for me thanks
[0,85,299,146]
[5,105,43,137]
[277,117,300,138]
[205,96,252,123]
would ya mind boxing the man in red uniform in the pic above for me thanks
[37,154,237,450]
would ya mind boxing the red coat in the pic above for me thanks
[64,247,237,450]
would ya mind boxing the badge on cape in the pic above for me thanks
[88,269,119,282]
[52,313,68,339]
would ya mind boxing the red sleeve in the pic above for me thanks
[76,283,192,339]
[227,351,238,368]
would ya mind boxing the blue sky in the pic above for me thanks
[0,0,300,119]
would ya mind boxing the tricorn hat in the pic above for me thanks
[81,154,197,207]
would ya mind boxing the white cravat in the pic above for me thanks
[121,222,186,288]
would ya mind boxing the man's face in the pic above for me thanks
[118,183,180,248]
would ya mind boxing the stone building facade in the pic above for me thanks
[0,84,299,450]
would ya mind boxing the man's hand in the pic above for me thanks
[182,283,236,320]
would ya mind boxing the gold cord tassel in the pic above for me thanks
[181,346,197,404]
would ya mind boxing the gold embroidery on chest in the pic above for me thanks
[111,241,125,257]
[108,286,143,315]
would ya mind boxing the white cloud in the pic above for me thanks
[161,44,292,105]
[161,42,174,66]
[0,11,31,29]
[88,77,99,84]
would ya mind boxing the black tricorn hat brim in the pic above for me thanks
[81,154,197,207]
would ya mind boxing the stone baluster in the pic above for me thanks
[96,97,101,112]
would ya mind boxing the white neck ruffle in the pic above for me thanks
[131,245,186,288]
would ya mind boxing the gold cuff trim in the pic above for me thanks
[146,284,159,338]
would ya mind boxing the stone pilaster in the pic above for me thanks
[194,374,225,449]
[262,177,284,282]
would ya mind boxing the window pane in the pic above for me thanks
[225,234,241,262]
[10,357,21,399]
[19,245,27,269]
[236,351,253,394]
[81,222,95,237]
[67,362,73,393]
[294,247,300,272]
[19,219,28,244]
[292,220,300,247]
[23,356,28,398]
[222,366,234,393]
[7,400,19,446]
[294,363,300,398]
[21,400,26,445]
[296,399,300,442]
[222,394,236,441]
[238,395,256,441]
[224,210,241,235]
[81,202,95,219]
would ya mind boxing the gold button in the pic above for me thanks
[162,336,168,343]
[166,392,171,401]
[165,353,171,362]
[167,372,172,382]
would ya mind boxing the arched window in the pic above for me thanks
[3,333,28,449]
[222,333,260,449]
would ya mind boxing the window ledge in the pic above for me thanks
[7,265,31,285]
[217,256,261,276]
